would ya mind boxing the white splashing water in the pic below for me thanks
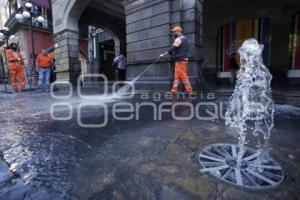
[225,38,274,167]
[116,58,160,96]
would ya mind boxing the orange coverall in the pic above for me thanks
[166,33,193,94]
[5,49,26,91]
[172,61,193,94]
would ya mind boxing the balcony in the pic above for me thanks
[4,10,53,33]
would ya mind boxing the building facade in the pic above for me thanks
[2,0,54,71]
[202,0,300,85]
[2,0,88,80]
[0,0,10,29]
[50,0,300,88]
[51,0,203,89]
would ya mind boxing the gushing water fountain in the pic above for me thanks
[199,39,284,189]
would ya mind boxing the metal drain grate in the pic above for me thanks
[199,144,284,190]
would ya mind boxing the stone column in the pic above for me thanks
[52,0,91,85]
[123,0,203,89]
[54,30,81,85]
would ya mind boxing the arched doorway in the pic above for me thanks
[52,0,126,84]
[98,30,117,81]
[86,27,122,81]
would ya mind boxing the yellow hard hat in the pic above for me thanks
[171,25,183,33]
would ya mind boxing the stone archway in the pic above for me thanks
[51,0,92,84]
[86,27,123,81]
[77,3,126,81]
[78,5,126,56]
[52,0,126,84]
[101,28,121,56]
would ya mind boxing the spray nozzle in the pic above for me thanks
[159,52,168,58]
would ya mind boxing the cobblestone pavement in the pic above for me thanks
[0,89,299,200]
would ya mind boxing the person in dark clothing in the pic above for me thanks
[229,53,239,86]
[50,58,56,83]
[113,54,127,81]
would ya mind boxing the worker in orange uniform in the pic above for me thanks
[5,43,26,92]
[160,25,193,94]
[37,49,53,91]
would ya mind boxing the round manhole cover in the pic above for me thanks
[199,143,284,190]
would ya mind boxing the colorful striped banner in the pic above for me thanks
[218,18,271,72]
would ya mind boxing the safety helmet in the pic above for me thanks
[171,25,183,33]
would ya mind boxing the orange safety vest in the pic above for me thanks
[37,54,53,68]
[5,49,24,69]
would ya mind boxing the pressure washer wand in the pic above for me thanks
[131,56,161,83]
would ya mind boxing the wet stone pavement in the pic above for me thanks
[0,90,300,200]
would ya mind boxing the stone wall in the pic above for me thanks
[54,30,80,84]
[123,0,203,88]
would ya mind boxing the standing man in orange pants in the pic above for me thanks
[5,43,26,92]
[160,25,193,94]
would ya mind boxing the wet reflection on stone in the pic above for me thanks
[0,93,90,199]
[0,92,299,199]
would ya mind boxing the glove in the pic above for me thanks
[160,53,167,58]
